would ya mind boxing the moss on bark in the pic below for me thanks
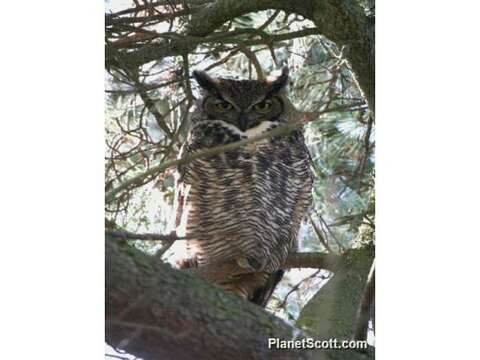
[106,236,374,359]
[297,245,374,340]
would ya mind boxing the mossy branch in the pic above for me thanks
[106,235,374,360]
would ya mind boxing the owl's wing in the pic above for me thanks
[173,120,215,230]
[173,122,205,234]
[292,129,315,173]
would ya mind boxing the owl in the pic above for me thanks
[175,67,313,307]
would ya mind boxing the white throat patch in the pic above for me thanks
[197,120,280,139]
[244,121,279,138]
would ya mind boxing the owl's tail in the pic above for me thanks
[250,270,284,307]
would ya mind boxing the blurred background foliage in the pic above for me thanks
[105,0,374,333]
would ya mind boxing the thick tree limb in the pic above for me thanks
[285,252,341,271]
[106,235,309,360]
[106,235,373,360]
[297,246,375,341]
[188,251,360,289]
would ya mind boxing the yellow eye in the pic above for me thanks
[215,102,232,112]
[254,99,272,113]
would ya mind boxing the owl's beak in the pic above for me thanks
[237,113,249,132]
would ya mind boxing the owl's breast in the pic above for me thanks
[181,123,313,272]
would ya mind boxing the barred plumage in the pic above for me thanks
[176,68,313,306]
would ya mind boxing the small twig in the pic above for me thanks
[105,354,132,360]
[309,214,334,253]
[317,212,346,252]
[109,28,319,67]
[136,84,174,139]
[105,102,364,203]
[276,269,322,310]
[155,240,175,257]
[182,53,195,106]
[106,230,191,241]
[106,8,194,26]
[258,10,281,32]
[355,113,374,179]
[239,45,265,80]
[105,121,299,203]
[107,0,212,17]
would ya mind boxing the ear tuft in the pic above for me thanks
[192,70,218,94]
[267,66,289,96]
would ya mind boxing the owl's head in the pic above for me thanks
[192,67,289,132]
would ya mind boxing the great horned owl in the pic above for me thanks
[175,67,313,306]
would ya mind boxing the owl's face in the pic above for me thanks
[192,68,289,132]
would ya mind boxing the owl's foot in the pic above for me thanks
[221,272,271,302]
[235,257,265,272]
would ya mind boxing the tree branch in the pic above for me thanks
[105,102,365,203]
[105,121,300,203]
[105,229,345,278]
[105,229,190,241]
[297,245,375,341]
[107,0,213,17]
[190,0,374,109]
[106,234,373,360]
[186,0,308,37]
[107,0,374,109]
[107,28,319,69]
[105,229,364,299]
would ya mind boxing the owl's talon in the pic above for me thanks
[235,257,263,272]
[236,257,251,269]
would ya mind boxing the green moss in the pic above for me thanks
[297,246,374,339]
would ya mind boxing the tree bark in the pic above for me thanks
[106,236,373,360]
[297,245,375,340]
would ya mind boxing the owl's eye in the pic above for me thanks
[215,101,233,112]
[253,99,272,113]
